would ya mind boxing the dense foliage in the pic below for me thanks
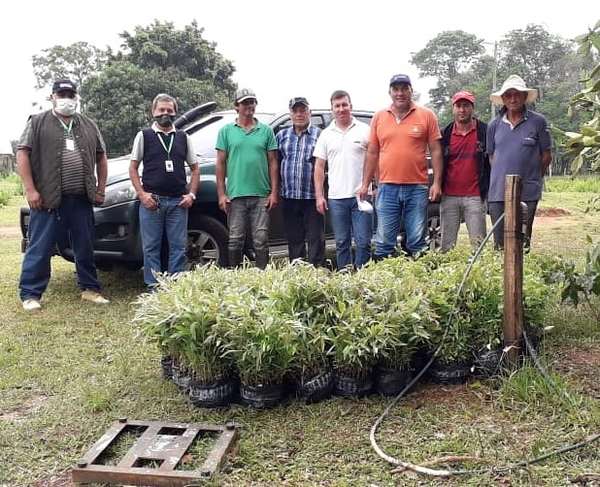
[31,21,236,157]
[136,251,563,386]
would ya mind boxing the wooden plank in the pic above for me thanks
[71,464,201,487]
[503,175,524,365]
[201,424,239,475]
[79,420,128,466]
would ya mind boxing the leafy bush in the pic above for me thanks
[133,267,234,384]
[135,247,562,386]
[0,190,10,207]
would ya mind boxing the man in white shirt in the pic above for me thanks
[314,90,372,269]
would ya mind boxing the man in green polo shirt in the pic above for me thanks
[216,88,279,269]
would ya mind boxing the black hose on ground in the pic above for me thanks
[369,214,600,477]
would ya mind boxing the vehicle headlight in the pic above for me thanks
[101,180,137,207]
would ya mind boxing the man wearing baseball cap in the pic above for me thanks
[16,78,109,310]
[487,75,552,250]
[439,91,490,251]
[358,74,443,258]
[216,88,279,268]
[276,97,324,265]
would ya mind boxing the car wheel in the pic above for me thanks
[186,216,228,268]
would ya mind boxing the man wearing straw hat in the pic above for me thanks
[487,75,552,250]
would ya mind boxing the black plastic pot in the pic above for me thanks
[429,360,471,384]
[160,355,173,381]
[188,378,238,408]
[240,382,286,409]
[411,348,431,374]
[171,362,192,392]
[297,369,334,404]
[374,365,413,396]
[473,348,503,378]
[334,369,373,397]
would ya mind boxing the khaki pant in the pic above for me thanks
[440,195,487,252]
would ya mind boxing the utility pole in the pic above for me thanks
[490,41,498,121]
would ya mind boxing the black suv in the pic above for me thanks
[20,103,440,269]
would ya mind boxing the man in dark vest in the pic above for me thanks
[129,93,200,288]
[17,79,109,311]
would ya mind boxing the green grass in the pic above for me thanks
[0,193,599,486]
[545,175,600,193]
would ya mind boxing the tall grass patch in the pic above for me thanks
[545,175,600,193]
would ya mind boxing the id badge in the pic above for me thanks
[165,160,174,172]
[65,138,75,151]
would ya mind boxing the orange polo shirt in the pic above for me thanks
[369,104,441,184]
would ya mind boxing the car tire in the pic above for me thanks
[187,216,229,268]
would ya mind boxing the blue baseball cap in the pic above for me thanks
[389,74,412,87]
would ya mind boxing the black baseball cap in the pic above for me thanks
[52,79,77,94]
[289,97,309,109]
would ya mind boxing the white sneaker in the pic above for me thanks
[22,298,41,311]
[81,290,110,304]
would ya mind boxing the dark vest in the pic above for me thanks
[141,128,188,196]
[29,110,101,209]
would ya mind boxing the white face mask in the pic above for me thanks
[54,97,77,116]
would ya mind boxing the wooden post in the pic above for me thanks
[503,175,523,365]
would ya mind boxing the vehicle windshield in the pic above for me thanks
[187,112,274,161]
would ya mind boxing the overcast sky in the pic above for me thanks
[0,0,594,152]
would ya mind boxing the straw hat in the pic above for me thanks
[490,75,538,106]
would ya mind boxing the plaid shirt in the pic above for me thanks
[277,124,321,199]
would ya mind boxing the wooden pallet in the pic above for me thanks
[72,418,239,486]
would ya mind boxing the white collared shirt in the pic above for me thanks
[313,117,370,199]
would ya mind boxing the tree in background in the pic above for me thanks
[555,20,600,175]
[32,41,109,91]
[31,21,236,157]
[412,25,587,172]
[84,20,236,156]
[410,30,485,123]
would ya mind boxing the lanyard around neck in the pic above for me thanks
[156,132,174,157]
[58,117,73,136]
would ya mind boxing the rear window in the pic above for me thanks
[187,113,273,161]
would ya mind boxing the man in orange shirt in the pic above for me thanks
[358,74,443,257]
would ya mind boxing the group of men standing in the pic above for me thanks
[16,72,552,310]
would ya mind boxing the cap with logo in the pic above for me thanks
[389,74,412,87]
[289,97,309,109]
[452,90,475,105]
[52,79,77,94]
[234,88,257,104]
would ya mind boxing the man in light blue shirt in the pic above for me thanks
[487,75,552,250]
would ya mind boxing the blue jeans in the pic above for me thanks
[19,195,101,301]
[375,183,428,257]
[328,197,372,269]
[139,195,188,286]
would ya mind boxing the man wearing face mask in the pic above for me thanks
[129,93,199,289]
[16,79,109,311]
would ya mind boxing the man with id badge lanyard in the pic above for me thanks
[129,93,199,289]
[17,79,109,311]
